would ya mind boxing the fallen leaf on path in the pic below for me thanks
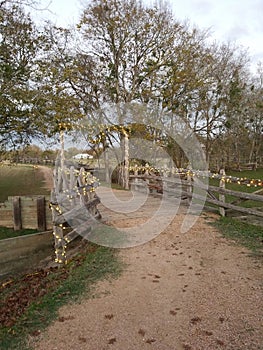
[138,328,146,336]
[146,338,156,344]
[108,337,116,344]
[170,310,177,316]
[190,317,201,324]
[105,314,114,319]
[78,336,87,343]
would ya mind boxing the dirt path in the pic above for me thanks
[30,190,263,350]
[38,165,54,191]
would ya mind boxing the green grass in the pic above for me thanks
[225,168,263,207]
[211,216,263,257]
[0,165,50,202]
[206,168,263,209]
[0,227,37,240]
[227,168,263,180]
[0,245,122,350]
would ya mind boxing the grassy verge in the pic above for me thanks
[0,164,50,202]
[0,244,122,350]
[211,216,263,258]
[0,227,37,240]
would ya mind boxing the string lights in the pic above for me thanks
[50,167,100,264]
[128,165,263,187]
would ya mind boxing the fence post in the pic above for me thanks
[37,196,46,231]
[219,168,225,217]
[123,131,129,190]
[144,164,149,193]
[13,196,22,231]
[186,169,192,205]
[163,169,168,198]
[134,167,139,191]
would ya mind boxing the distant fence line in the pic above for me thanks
[0,195,52,231]
[0,159,55,166]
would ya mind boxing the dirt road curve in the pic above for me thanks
[30,195,262,350]
[38,165,54,191]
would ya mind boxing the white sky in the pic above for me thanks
[35,0,263,73]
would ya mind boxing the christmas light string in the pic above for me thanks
[50,167,100,264]
[128,165,263,187]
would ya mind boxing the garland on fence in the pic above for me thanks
[50,168,100,264]
[128,165,263,187]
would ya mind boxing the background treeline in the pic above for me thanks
[0,0,262,171]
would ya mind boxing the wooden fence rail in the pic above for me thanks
[129,173,263,218]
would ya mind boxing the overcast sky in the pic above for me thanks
[37,0,263,73]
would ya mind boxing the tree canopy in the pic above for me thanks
[0,0,262,169]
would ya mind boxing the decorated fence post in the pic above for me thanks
[134,165,139,191]
[50,166,67,264]
[50,163,101,264]
[144,163,150,193]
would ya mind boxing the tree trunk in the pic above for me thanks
[102,138,110,183]
[249,138,255,164]
[119,130,129,189]
[60,130,65,169]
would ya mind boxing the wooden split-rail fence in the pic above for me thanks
[129,169,263,219]
[50,166,101,263]
[50,165,262,262]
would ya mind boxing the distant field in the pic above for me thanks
[227,167,263,179]
[0,165,50,202]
